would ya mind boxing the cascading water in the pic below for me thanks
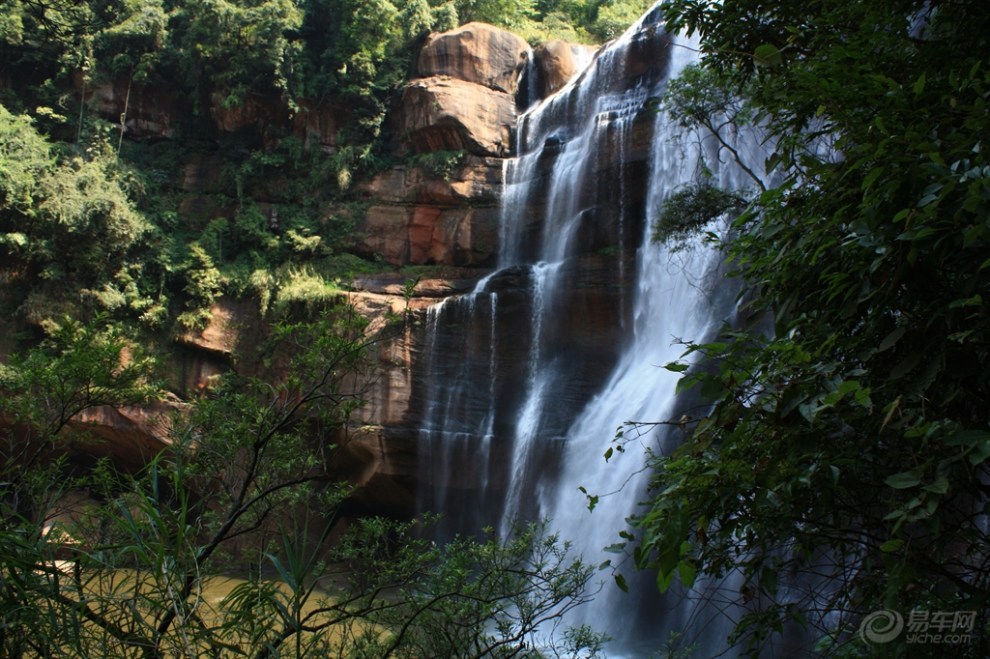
[416,3,769,654]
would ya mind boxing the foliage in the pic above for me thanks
[168,0,303,110]
[0,317,158,480]
[586,0,655,42]
[269,266,343,316]
[455,0,536,27]
[625,0,990,654]
[0,314,601,657]
[0,105,163,327]
[326,519,605,657]
[177,242,224,328]
[93,0,169,80]
[0,0,660,333]
[652,181,746,247]
[407,148,466,180]
[0,104,53,213]
[661,63,766,190]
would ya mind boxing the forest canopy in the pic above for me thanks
[0,0,654,334]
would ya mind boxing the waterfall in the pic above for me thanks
[416,3,767,654]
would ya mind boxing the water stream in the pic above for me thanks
[416,4,767,654]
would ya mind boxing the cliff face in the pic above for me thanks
[356,23,531,268]
[58,23,620,518]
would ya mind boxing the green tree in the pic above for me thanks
[0,103,53,213]
[166,0,305,110]
[624,0,990,655]
[455,0,535,27]
[92,0,169,80]
[587,0,652,41]
[0,318,157,519]
[0,105,163,326]
[0,312,603,657]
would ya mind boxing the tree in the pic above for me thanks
[0,312,603,657]
[623,0,990,655]
[0,104,160,326]
[165,0,305,110]
[454,0,535,27]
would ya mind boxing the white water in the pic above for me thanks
[534,14,784,645]
[540,84,737,655]
[418,3,772,654]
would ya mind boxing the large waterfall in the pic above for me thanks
[415,5,763,655]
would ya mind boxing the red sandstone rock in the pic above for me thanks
[416,22,531,94]
[362,156,502,207]
[357,205,499,266]
[534,40,599,98]
[401,76,517,157]
[69,399,185,467]
[78,75,179,139]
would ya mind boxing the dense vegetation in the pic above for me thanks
[0,313,604,657]
[625,0,990,655]
[0,2,665,656]
[0,0,655,335]
[15,0,990,656]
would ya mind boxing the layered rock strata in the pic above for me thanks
[53,22,612,520]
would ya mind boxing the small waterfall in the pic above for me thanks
[416,2,769,654]
[416,292,503,539]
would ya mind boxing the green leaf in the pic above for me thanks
[949,294,982,308]
[924,475,949,495]
[885,470,922,489]
[889,353,921,379]
[861,167,884,191]
[677,560,697,588]
[918,183,943,207]
[754,43,782,67]
[938,433,990,471]
[892,208,912,223]
[615,572,629,593]
[578,485,598,513]
[878,326,906,352]
[656,569,675,593]
[880,538,904,553]
[968,440,990,466]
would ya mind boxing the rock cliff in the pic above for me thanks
[51,22,609,519]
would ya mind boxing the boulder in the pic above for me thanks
[401,76,517,157]
[69,399,185,468]
[416,22,531,94]
[533,40,598,98]
[177,298,246,357]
